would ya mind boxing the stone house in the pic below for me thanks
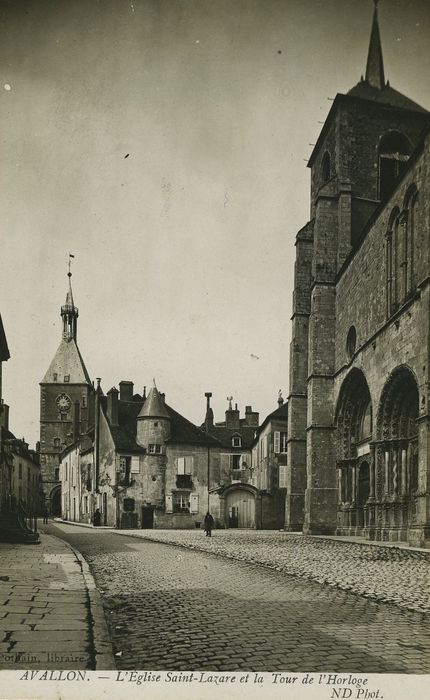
[286,3,430,546]
[60,383,222,529]
[251,395,288,529]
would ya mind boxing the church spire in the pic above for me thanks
[61,254,79,342]
[365,0,385,90]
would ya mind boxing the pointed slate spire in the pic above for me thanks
[365,0,385,89]
[138,385,170,419]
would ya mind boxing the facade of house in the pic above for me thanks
[39,273,94,516]
[286,3,430,546]
[251,395,288,529]
[60,383,223,529]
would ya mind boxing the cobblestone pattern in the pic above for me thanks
[113,529,430,614]
[49,524,430,674]
[0,534,94,669]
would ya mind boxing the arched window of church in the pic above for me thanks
[378,132,411,201]
[321,152,331,183]
[402,184,418,297]
[386,208,400,316]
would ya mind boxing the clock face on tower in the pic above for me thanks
[56,393,72,413]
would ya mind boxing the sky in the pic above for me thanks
[1,0,430,447]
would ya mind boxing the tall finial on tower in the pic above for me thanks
[61,253,78,342]
[365,0,385,90]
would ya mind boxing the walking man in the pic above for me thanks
[204,511,214,537]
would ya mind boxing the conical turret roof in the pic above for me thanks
[138,386,170,419]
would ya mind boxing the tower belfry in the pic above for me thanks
[61,260,79,342]
[39,256,92,515]
[365,0,385,89]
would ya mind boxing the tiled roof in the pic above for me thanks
[165,405,221,447]
[101,395,220,451]
[347,81,428,114]
[254,402,288,439]
[100,396,144,453]
[138,387,169,418]
[40,338,91,384]
[204,425,256,450]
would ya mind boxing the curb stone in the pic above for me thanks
[56,537,115,670]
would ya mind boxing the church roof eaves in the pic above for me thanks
[307,91,429,168]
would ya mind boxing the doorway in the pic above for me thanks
[141,506,154,529]
[102,492,107,526]
[226,489,255,528]
[51,487,61,517]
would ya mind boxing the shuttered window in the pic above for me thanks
[274,431,280,454]
[131,456,140,473]
[165,494,173,513]
[190,494,199,513]
[177,457,193,475]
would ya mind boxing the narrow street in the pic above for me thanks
[45,522,430,673]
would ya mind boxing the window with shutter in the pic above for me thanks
[165,494,173,513]
[185,456,193,475]
[274,431,280,454]
[177,457,185,475]
[280,432,287,453]
[131,456,140,473]
[190,494,199,513]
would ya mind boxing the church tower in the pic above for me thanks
[39,267,93,515]
[286,1,429,533]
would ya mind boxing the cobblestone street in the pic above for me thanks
[112,529,430,613]
[47,523,430,673]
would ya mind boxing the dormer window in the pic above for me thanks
[64,375,70,383]
[232,435,242,448]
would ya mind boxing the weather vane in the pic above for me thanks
[68,252,75,278]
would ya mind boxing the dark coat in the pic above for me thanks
[204,513,214,529]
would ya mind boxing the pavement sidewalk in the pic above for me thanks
[0,532,113,670]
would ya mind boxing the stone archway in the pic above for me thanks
[335,369,373,536]
[50,485,61,517]
[375,366,419,541]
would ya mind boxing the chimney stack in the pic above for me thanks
[119,380,133,402]
[225,401,240,430]
[245,405,259,427]
[107,387,119,426]
[204,392,214,432]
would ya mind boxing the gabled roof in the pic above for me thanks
[100,396,144,453]
[253,402,288,444]
[165,404,221,447]
[100,393,220,451]
[204,424,256,450]
[0,315,10,362]
[40,338,91,384]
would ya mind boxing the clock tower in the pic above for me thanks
[39,270,93,515]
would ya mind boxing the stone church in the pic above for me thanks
[286,2,430,546]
